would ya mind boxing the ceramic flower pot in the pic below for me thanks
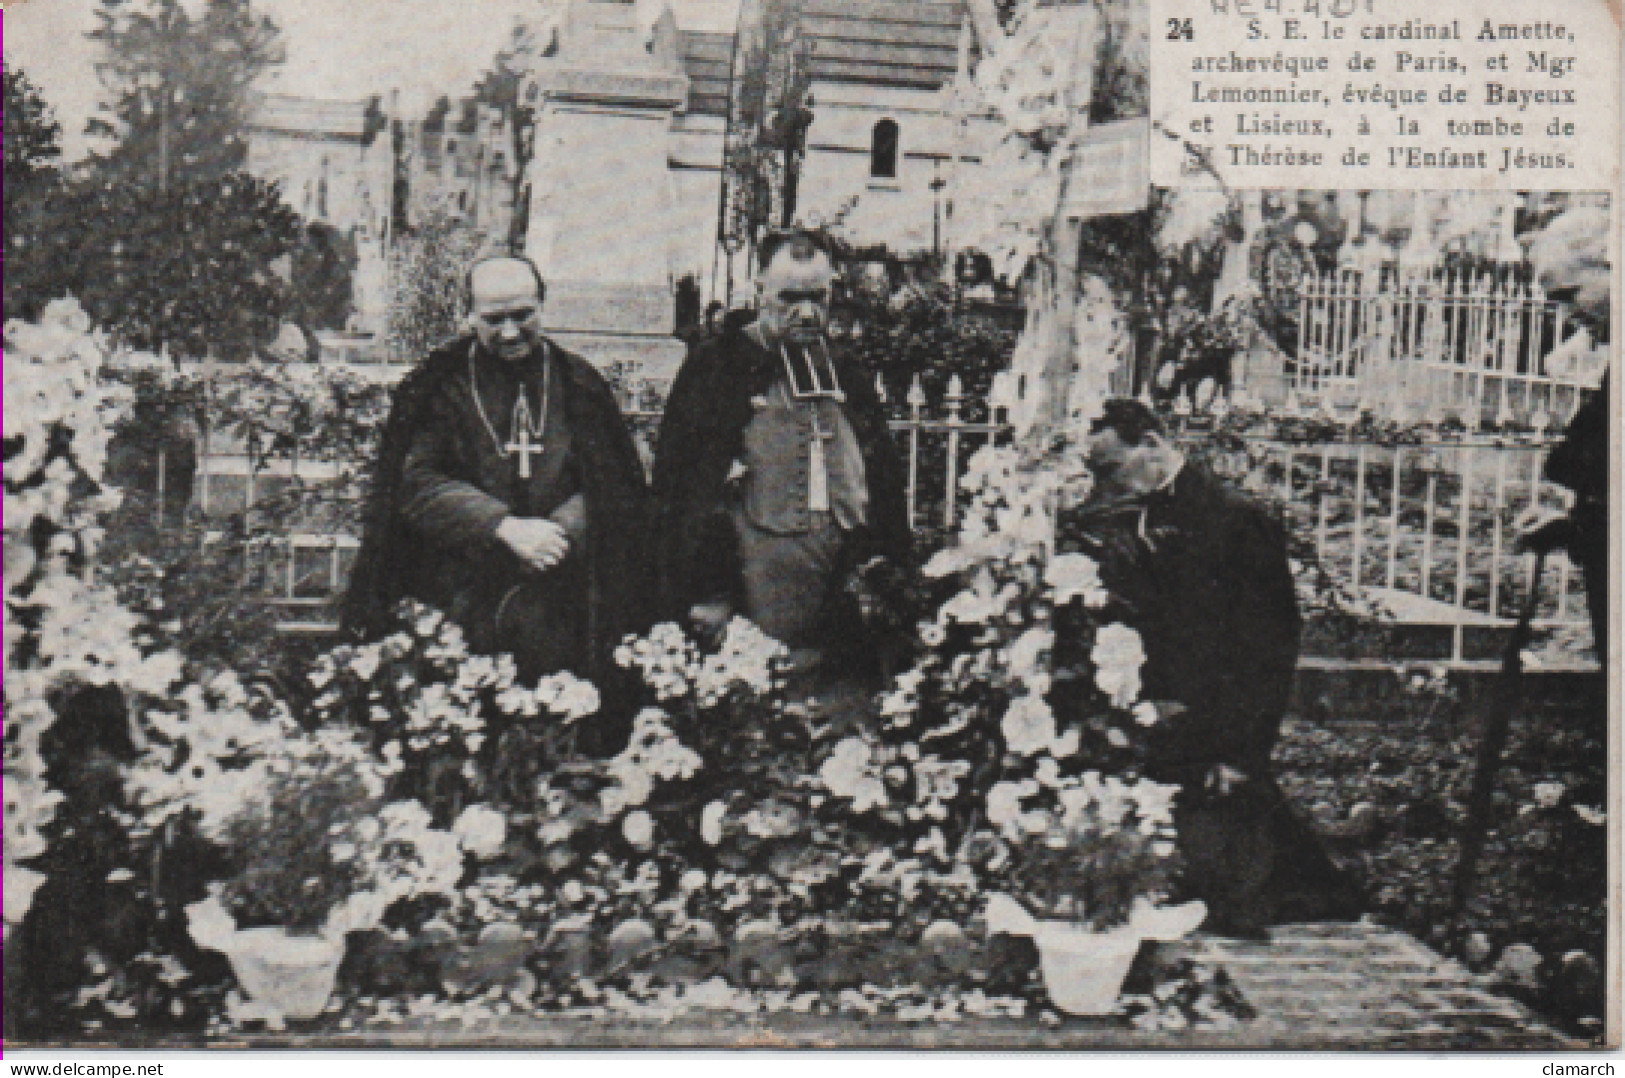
[187,897,347,1023]
[220,926,347,1021]
[1030,921,1145,1015]
[985,894,1208,1017]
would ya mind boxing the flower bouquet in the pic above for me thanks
[814,441,1206,1012]
[129,695,463,1025]
[307,601,601,822]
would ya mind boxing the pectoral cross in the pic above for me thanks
[507,392,546,479]
[506,423,543,479]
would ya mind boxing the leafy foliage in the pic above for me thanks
[5,66,72,322]
[84,0,284,188]
[832,274,1022,422]
[65,172,306,359]
[4,65,62,182]
[386,196,488,362]
[289,222,360,333]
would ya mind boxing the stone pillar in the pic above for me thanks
[522,0,690,383]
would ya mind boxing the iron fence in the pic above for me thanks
[169,366,1597,665]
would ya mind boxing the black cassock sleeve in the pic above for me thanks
[398,393,512,549]
[651,345,744,620]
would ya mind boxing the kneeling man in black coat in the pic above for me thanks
[1067,399,1361,937]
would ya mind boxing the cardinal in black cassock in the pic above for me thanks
[343,257,650,753]
[1065,400,1362,936]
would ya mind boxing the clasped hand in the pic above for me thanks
[496,516,570,572]
[1513,507,1573,556]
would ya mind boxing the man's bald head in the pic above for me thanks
[468,255,547,361]
[467,255,546,308]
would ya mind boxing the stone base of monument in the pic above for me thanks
[547,330,686,390]
[541,280,689,390]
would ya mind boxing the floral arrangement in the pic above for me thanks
[834,439,1183,932]
[121,667,463,937]
[3,301,188,928]
[201,728,463,936]
[308,601,602,820]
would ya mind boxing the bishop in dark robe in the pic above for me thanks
[1064,399,1362,936]
[343,256,650,751]
[651,231,911,675]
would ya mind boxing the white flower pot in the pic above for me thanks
[221,927,346,1021]
[987,895,1208,1017]
[187,898,347,1023]
[1031,921,1145,1015]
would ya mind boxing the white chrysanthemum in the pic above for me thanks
[939,585,1000,626]
[1000,693,1056,757]
[452,803,507,860]
[1005,626,1054,692]
[1091,622,1146,708]
[922,547,972,580]
[622,809,655,849]
[1044,552,1110,608]
[700,800,726,845]
[1127,778,1180,835]
[536,672,601,721]
[819,737,888,812]
[986,779,1037,829]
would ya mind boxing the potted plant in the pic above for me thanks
[832,439,1207,1013]
[174,724,463,1025]
[980,773,1204,1014]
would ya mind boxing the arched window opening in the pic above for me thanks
[870,119,899,180]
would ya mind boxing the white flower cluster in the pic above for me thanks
[986,768,1179,853]
[600,708,702,818]
[818,736,889,813]
[4,300,130,542]
[3,303,188,917]
[1091,623,1147,709]
[1043,553,1110,609]
[402,682,488,755]
[877,667,925,728]
[452,873,552,927]
[125,672,301,839]
[310,601,603,760]
[693,618,788,708]
[1000,693,1063,757]
[451,803,508,860]
[533,673,601,722]
[910,753,972,823]
[615,618,788,709]
[614,622,699,702]
[325,798,465,937]
[492,666,600,724]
